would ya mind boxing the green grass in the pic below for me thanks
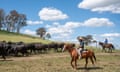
[0,30,51,44]
[0,30,120,72]
[0,51,120,72]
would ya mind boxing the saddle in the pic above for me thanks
[80,49,88,54]
[77,48,88,55]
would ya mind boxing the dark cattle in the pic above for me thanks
[48,42,70,52]
[48,42,58,52]
[5,41,14,55]
[14,44,28,56]
[7,42,29,56]
[23,43,35,54]
[56,43,65,52]
[33,43,48,53]
[0,41,6,60]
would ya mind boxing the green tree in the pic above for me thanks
[77,35,93,46]
[45,33,51,40]
[5,10,19,32]
[36,27,46,39]
[5,10,27,33]
[0,9,5,30]
[92,40,97,48]
[16,14,27,33]
[85,35,93,45]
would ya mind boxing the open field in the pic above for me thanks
[0,30,120,72]
[0,50,120,72]
[0,30,51,44]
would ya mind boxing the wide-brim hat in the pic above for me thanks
[77,36,83,40]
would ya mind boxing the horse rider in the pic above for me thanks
[77,36,85,59]
[104,38,108,45]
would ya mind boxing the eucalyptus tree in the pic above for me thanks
[5,10,19,32]
[0,9,5,30]
[36,27,46,39]
[45,33,51,40]
[77,35,93,46]
[5,10,27,33]
[16,14,27,33]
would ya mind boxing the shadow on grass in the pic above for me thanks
[77,66,103,71]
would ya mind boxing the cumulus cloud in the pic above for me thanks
[45,18,114,41]
[64,22,81,28]
[101,33,120,37]
[38,7,68,21]
[82,18,114,27]
[27,20,43,25]
[78,0,120,13]
[46,22,81,40]
[23,29,36,35]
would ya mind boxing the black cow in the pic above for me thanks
[0,41,6,60]
[56,42,65,52]
[7,41,29,56]
[33,43,48,53]
[48,42,65,52]
[48,42,58,52]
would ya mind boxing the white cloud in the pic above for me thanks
[46,22,81,40]
[64,22,81,28]
[44,17,115,42]
[45,18,114,41]
[27,20,43,25]
[38,7,68,21]
[23,29,36,35]
[101,33,120,37]
[78,0,120,13]
[82,18,114,27]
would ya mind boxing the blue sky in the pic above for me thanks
[1,0,120,48]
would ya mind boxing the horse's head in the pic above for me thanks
[62,44,68,52]
[99,42,104,46]
[62,43,74,52]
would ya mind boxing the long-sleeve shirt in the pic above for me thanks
[79,41,84,49]
[104,39,108,44]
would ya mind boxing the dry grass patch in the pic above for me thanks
[0,51,120,72]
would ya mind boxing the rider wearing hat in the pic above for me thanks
[104,38,108,45]
[77,36,85,59]
[78,37,84,49]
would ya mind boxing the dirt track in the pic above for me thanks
[3,52,120,61]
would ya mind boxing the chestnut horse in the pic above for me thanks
[62,44,96,69]
[99,42,115,53]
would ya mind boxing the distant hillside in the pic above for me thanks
[0,30,52,44]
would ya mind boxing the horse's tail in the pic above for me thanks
[111,45,115,50]
[93,52,96,62]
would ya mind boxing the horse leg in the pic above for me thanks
[90,57,94,66]
[102,47,105,52]
[104,48,107,52]
[2,54,6,60]
[110,48,112,53]
[74,59,77,69]
[85,57,88,68]
[71,58,74,69]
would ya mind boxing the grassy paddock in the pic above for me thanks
[0,30,51,44]
[0,50,120,72]
[0,30,120,72]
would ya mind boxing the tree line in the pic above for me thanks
[0,9,51,40]
[36,27,51,40]
[77,35,97,46]
[0,9,27,33]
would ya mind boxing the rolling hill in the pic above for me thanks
[0,30,51,44]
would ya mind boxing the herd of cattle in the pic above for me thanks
[0,41,73,60]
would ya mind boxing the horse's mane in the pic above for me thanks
[65,43,75,48]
